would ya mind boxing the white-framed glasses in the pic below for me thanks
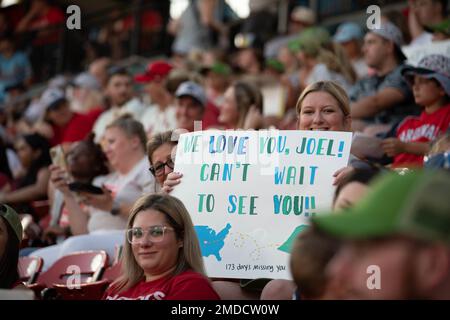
[126,225,174,244]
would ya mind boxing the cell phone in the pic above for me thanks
[68,182,104,195]
[50,145,68,171]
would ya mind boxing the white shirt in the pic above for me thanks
[87,157,154,232]
[409,32,433,48]
[93,97,145,142]
[6,149,23,179]
[141,104,177,137]
[352,58,369,80]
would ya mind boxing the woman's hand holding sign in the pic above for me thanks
[162,172,183,194]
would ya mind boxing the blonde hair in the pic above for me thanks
[296,81,351,117]
[106,115,147,151]
[111,194,206,293]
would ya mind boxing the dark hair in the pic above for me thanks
[17,133,51,188]
[433,0,448,16]
[0,35,14,46]
[165,73,191,95]
[290,225,341,299]
[69,135,109,179]
[0,139,13,180]
[333,168,381,203]
[85,137,109,177]
[106,67,131,84]
[383,10,411,44]
[0,216,20,289]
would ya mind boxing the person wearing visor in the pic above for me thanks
[381,54,450,168]
[103,194,219,300]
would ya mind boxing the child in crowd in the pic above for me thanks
[381,55,450,167]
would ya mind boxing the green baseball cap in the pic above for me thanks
[313,170,450,244]
[0,204,23,242]
[424,19,450,37]
[288,27,330,54]
[200,62,231,76]
[265,58,285,73]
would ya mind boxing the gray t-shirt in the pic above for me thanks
[349,64,419,125]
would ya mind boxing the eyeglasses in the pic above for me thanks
[126,225,174,244]
[149,159,174,177]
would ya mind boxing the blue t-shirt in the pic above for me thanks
[0,51,32,102]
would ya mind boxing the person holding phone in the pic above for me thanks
[31,116,155,270]
[20,137,110,252]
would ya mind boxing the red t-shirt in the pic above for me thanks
[29,7,65,46]
[202,101,220,130]
[123,10,162,31]
[393,104,450,167]
[103,270,220,300]
[50,108,103,146]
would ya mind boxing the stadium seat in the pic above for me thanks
[101,261,122,283]
[28,250,108,299]
[52,280,110,300]
[31,200,50,220]
[18,256,43,285]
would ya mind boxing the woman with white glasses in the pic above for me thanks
[103,194,220,300]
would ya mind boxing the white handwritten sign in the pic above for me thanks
[172,130,352,279]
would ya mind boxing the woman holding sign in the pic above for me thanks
[163,81,355,299]
[147,131,178,192]
[261,81,354,299]
[103,194,219,300]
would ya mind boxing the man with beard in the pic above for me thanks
[313,170,450,299]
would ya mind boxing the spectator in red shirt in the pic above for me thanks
[15,0,64,46]
[15,0,65,81]
[104,194,219,300]
[36,88,103,147]
[382,54,450,167]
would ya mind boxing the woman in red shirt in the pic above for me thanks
[103,194,219,300]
